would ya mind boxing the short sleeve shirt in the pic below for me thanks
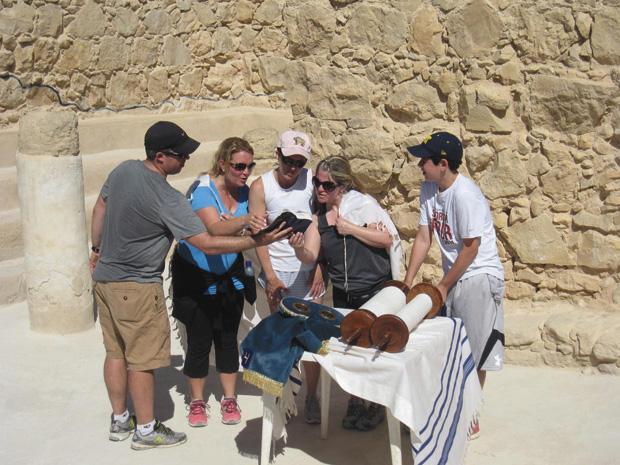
[93,160,205,283]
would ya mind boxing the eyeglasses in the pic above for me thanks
[229,162,256,172]
[312,176,338,192]
[279,154,306,169]
[162,150,190,160]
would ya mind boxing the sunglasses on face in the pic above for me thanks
[312,176,338,192]
[162,150,190,160]
[229,161,256,172]
[279,154,306,169]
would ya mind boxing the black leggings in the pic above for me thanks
[170,252,244,378]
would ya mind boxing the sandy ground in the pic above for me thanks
[1,300,619,465]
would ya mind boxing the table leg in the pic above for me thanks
[261,393,276,465]
[386,409,402,465]
[320,366,331,439]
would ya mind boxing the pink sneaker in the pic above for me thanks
[468,419,480,440]
[188,400,209,427]
[220,397,242,425]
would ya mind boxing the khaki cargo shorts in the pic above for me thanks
[95,281,171,371]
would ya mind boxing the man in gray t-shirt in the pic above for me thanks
[90,121,290,450]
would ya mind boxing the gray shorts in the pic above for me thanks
[445,273,504,371]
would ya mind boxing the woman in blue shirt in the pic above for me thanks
[171,137,264,427]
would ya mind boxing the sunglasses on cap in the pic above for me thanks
[279,154,306,169]
[312,176,339,192]
[229,161,256,172]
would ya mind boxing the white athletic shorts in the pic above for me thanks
[258,268,325,301]
[445,273,504,371]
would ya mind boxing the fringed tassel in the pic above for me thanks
[243,370,284,397]
[317,339,331,355]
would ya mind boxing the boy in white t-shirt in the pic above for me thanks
[403,132,505,440]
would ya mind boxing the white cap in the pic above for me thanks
[277,129,311,160]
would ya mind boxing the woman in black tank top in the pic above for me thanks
[311,156,394,431]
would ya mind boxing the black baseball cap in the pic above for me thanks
[406,132,463,163]
[144,121,200,156]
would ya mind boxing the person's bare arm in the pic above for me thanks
[289,217,320,264]
[403,224,433,287]
[436,237,480,301]
[195,207,248,236]
[185,223,291,255]
[89,194,106,273]
[249,177,286,311]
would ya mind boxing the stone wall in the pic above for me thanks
[0,0,619,368]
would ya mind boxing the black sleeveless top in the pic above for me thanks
[318,213,391,295]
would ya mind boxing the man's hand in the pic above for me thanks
[253,223,292,246]
[266,276,287,312]
[89,251,99,275]
[308,263,325,299]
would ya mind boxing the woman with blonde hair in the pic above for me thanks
[171,137,265,428]
[292,156,403,431]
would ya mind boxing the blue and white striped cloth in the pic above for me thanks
[314,317,482,465]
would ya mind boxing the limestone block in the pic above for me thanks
[548,270,600,294]
[35,4,63,37]
[591,7,620,65]
[106,72,145,108]
[386,81,444,122]
[540,162,579,204]
[258,55,306,93]
[113,7,139,37]
[389,203,419,237]
[307,67,373,121]
[57,40,92,72]
[505,281,535,300]
[254,0,284,25]
[163,36,191,66]
[592,326,620,363]
[543,311,579,345]
[193,2,218,26]
[179,69,203,96]
[144,9,171,35]
[98,36,129,71]
[505,349,543,366]
[410,4,444,57]
[340,128,395,193]
[508,206,529,225]
[530,75,615,135]
[0,78,24,110]
[432,71,459,96]
[527,153,550,177]
[148,68,170,102]
[505,313,544,347]
[575,12,592,39]
[33,38,59,72]
[446,0,502,58]
[515,268,541,285]
[205,63,236,95]
[541,351,575,368]
[0,1,35,35]
[465,144,494,174]
[501,214,574,266]
[459,82,514,133]
[284,0,336,56]
[478,150,526,200]
[66,1,106,38]
[256,28,286,53]
[494,60,523,85]
[570,317,606,357]
[243,127,278,175]
[212,27,238,61]
[132,38,159,67]
[346,4,408,54]
[0,50,15,71]
[577,230,620,272]
[398,161,423,195]
[190,31,212,57]
[235,0,256,23]
[573,211,612,234]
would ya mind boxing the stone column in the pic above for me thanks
[16,110,93,333]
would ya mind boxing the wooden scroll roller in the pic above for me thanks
[340,280,410,348]
[369,283,443,353]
